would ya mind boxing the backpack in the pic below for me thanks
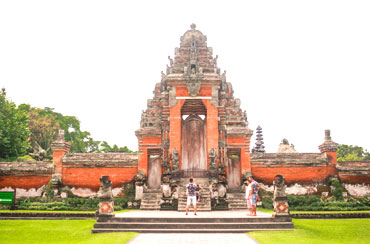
[187,183,196,196]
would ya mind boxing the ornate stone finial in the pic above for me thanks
[57,129,65,141]
[325,129,332,142]
[190,23,196,30]
[319,129,338,153]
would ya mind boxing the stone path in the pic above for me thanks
[127,233,259,244]
[119,210,265,243]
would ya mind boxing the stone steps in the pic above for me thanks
[226,192,248,209]
[140,191,162,210]
[92,216,294,233]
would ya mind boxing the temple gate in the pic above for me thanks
[135,24,253,209]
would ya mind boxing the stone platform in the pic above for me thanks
[92,210,294,233]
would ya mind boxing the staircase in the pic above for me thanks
[177,178,211,211]
[92,215,294,233]
[226,192,248,209]
[140,189,162,210]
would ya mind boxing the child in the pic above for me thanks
[195,184,202,202]
[245,180,252,215]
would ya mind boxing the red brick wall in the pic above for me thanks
[252,166,333,184]
[62,167,138,190]
[0,175,51,189]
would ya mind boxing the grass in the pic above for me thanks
[249,219,370,244]
[257,208,370,214]
[290,210,370,214]
[0,220,137,244]
[0,209,136,213]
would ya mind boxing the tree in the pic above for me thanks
[337,144,370,162]
[18,106,60,160]
[0,88,30,160]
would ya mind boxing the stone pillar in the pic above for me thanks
[97,176,114,217]
[50,130,71,187]
[203,99,219,169]
[319,129,338,176]
[273,174,290,217]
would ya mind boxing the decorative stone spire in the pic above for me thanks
[252,125,265,153]
[319,129,338,153]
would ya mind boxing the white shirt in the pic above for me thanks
[245,184,252,199]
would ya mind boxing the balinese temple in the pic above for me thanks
[135,24,253,209]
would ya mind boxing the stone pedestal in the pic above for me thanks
[97,176,114,217]
[273,174,290,217]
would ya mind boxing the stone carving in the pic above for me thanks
[273,174,289,217]
[319,129,339,152]
[168,56,173,66]
[134,171,146,186]
[209,148,217,172]
[186,68,201,97]
[97,176,114,216]
[277,138,297,153]
[171,148,179,172]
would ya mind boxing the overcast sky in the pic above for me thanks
[1,1,369,153]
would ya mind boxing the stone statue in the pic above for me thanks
[171,148,179,172]
[168,56,173,66]
[273,174,289,217]
[209,148,217,171]
[134,171,146,186]
[277,139,297,153]
[97,175,114,216]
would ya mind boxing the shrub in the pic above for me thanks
[17,155,36,162]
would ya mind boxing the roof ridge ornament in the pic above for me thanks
[190,23,196,30]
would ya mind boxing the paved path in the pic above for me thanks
[127,233,259,244]
[119,210,266,244]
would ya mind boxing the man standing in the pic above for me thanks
[247,175,259,216]
[185,178,197,216]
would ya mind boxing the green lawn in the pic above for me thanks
[249,219,370,244]
[0,209,136,214]
[257,208,370,214]
[0,220,137,244]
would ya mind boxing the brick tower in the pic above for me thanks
[135,24,253,190]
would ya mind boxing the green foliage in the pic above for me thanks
[100,141,135,153]
[287,195,370,211]
[330,179,343,201]
[0,88,30,160]
[15,197,138,211]
[44,181,55,202]
[337,144,370,162]
[17,155,36,162]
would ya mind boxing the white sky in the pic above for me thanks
[1,1,369,153]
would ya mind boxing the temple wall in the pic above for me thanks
[0,161,53,189]
[1,153,369,198]
[0,153,138,198]
[336,161,370,184]
[251,153,336,184]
